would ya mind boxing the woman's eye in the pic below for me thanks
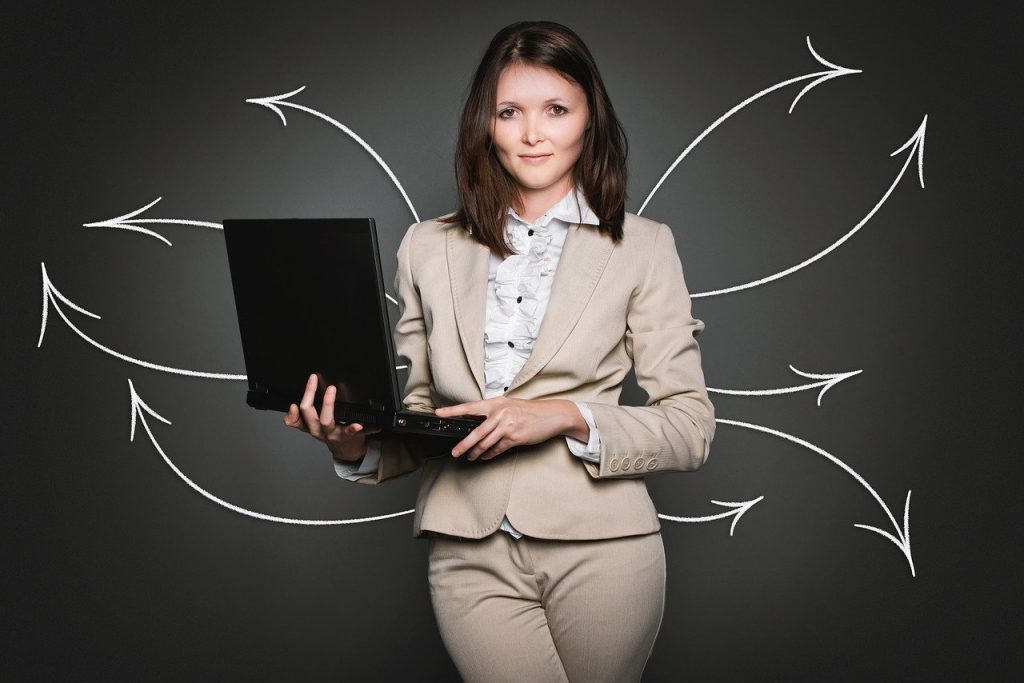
[497,106,567,118]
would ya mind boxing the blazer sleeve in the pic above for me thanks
[335,221,436,485]
[582,223,715,480]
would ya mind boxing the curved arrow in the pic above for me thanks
[37,262,247,380]
[128,378,765,535]
[128,378,414,526]
[38,262,408,379]
[658,496,765,536]
[709,364,862,406]
[718,417,915,576]
[83,196,222,246]
[246,85,420,223]
[692,115,927,298]
[638,35,862,216]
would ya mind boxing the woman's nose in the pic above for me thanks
[521,113,545,144]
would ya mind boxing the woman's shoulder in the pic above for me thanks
[409,211,462,236]
[396,212,460,248]
[622,211,665,235]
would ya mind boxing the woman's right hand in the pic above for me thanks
[283,372,383,462]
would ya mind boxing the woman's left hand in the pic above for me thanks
[434,397,571,461]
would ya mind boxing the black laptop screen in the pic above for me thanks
[223,218,399,412]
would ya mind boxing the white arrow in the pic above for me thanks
[127,378,761,534]
[38,262,408,379]
[693,114,928,298]
[128,378,414,526]
[37,262,246,380]
[638,35,862,216]
[83,197,222,246]
[246,85,420,223]
[717,417,915,576]
[709,364,862,406]
[658,496,765,536]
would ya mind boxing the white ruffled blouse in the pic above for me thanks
[336,184,603,540]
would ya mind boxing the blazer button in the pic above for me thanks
[621,457,631,470]
[634,457,645,470]
[610,458,619,472]
[646,458,658,470]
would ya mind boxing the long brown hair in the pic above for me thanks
[438,21,628,258]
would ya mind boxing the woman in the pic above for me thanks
[284,20,715,682]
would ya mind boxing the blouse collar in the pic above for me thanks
[506,184,602,230]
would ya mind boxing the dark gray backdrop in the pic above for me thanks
[5,1,1021,680]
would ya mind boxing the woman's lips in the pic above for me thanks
[519,153,552,164]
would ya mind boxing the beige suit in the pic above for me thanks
[354,210,715,541]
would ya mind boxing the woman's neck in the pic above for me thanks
[516,181,575,223]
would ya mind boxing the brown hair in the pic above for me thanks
[438,20,628,258]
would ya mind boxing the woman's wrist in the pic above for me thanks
[556,399,590,442]
[330,442,367,463]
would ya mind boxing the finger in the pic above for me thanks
[299,401,324,439]
[452,419,497,458]
[436,400,483,417]
[467,426,505,462]
[284,403,309,432]
[479,437,512,461]
[451,426,480,458]
[320,385,338,434]
[299,372,318,409]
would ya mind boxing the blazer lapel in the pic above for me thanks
[447,226,490,399]
[447,222,615,399]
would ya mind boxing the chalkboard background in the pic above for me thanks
[5,2,1020,680]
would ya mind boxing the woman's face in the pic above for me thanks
[491,62,590,204]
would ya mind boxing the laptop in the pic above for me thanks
[221,217,486,445]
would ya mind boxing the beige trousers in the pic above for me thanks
[427,530,666,682]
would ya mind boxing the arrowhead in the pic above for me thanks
[37,262,102,348]
[127,378,172,442]
[788,35,863,113]
[710,496,765,536]
[853,490,915,577]
[245,85,307,126]
[788,364,864,406]
[889,115,928,188]
[82,197,173,245]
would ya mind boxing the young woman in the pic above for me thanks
[284,20,715,682]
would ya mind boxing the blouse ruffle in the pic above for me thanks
[483,221,557,396]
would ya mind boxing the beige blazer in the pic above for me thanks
[351,211,716,540]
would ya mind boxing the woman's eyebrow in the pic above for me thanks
[496,97,567,107]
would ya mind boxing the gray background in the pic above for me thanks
[4,1,1020,680]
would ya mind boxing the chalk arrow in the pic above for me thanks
[693,115,928,298]
[709,364,862,406]
[658,496,765,536]
[37,262,246,380]
[638,35,862,216]
[82,197,222,246]
[246,85,420,223]
[128,378,415,526]
[81,197,405,311]
[718,417,915,576]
